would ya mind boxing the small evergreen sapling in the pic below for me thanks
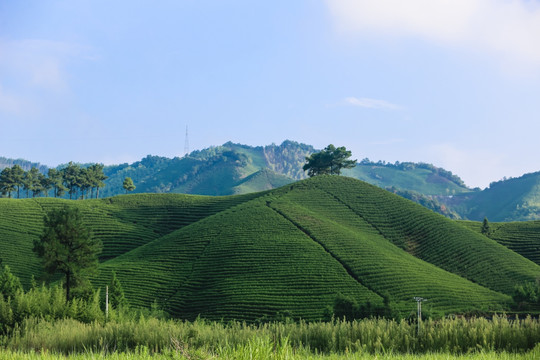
[0,265,22,299]
[110,271,128,309]
[481,217,491,236]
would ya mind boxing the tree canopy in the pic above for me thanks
[122,177,136,194]
[0,163,107,199]
[303,144,356,177]
[33,206,102,302]
[0,265,22,299]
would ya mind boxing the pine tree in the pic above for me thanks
[33,206,102,302]
[10,165,25,199]
[61,162,81,200]
[303,145,356,177]
[0,167,15,198]
[87,164,108,199]
[109,271,127,309]
[47,168,66,198]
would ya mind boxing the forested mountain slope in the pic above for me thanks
[5,141,540,222]
[447,171,540,221]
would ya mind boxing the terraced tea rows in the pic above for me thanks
[98,198,382,321]
[0,193,259,287]
[459,220,540,266]
[0,199,45,285]
[304,176,540,295]
[268,189,509,312]
[2,176,540,321]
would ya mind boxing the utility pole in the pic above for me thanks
[106,285,109,320]
[413,297,427,335]
[184,125,190,157]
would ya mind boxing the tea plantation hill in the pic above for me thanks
[2,176,540,322]
[459,220,540,266]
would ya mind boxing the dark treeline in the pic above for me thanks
[0,162,107,200]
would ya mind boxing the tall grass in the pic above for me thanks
[2,316,539,355]
[1,343,539,360]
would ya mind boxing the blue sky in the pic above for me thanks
[1,0,540,188]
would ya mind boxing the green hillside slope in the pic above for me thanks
[2,176,539,321]
[97,200,382,321]
[266,191,507,313]
[96,141,471,200]
[232,169,293,194]
[295,177,539,295]
[0,193,259,285]
[449,172,540,221]
[99,141,313,197]
[344,162,470,196]
[459,220,540,266]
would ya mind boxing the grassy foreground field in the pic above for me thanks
[2,316,539,356]
[1,348,539,360]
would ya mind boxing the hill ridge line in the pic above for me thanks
[317,185,390,242]
[265,200,384,300]
[162,236,212,312]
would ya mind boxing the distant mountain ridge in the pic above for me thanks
[442,171,540,221]
[2,140,540,221]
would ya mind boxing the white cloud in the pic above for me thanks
[344,96,401,110]
[0,39,95,93]
[429,143,511,189]
[369,138,405,146]
[0,85,23,115]
[326,0,540,68]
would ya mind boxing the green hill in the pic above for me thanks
[344,161,470,196]
[2,176,539,321]
[99,141,313,197]
[459,220,540,266]
[447,171,540,221]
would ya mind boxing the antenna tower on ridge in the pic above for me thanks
[184,125,190,157]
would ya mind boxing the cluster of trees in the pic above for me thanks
[0,264,128,335]
[329,293,397,321]
[0,162,107,199]
[513,280,540,310]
